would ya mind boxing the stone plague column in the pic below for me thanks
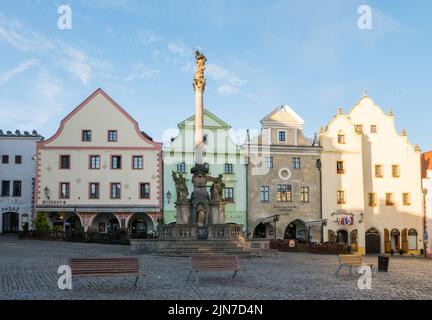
[193,51,206,164]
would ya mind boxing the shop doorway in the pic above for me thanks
[2,212,19,233]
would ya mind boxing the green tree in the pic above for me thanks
[34,213,50,232]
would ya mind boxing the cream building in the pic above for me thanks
[35,89,162,237]
[320,94,423,255]
[246,105,322,242]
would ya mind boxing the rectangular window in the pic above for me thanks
[82,130,92,141]
[224,163,233,174]
[277,184,292,202]
[2,155,9,164]
[292,157,301,169]
[355,125,363,134]
[111,183,121,199]
[337,190,345,204]
[108,130,118,142]
[177,162,186,173]
[301,187,309,203]
[403,193,411,206]
[371,125,377,133]
[89,183,99,199]
[264,157,273,168]
[375,164,383,178]
[60,183,70,199]
[278,131,286,142]
[386,193,394,206]
[15,155,22,164]
[89,155,100,169]
[1,181,10,197]
[368,193,376,207]
[224,188,234,202]
[392,165,400,178]
[12,181,21,197]
[111,156,122,169]
[260,186,269,202]
[140,183,150,199]
[60,155,70,169]
[132,156,143,169]
[337,161,344,174]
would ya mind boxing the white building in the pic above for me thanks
[35,89,163,236]
[0,130,43,233]
[320,94,424,255]
[422,152,432,258]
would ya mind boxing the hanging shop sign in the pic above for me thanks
[331,211,355,226]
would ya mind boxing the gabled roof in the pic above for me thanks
[178,108,231,129]
[39,88,161,148]
[261,105,304,128]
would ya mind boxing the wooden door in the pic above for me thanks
[384,228,391,253]
[402,228,408,253]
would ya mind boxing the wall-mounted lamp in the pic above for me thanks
[44,186,50,200]
[166,190,172,204]
[359,212,364,223]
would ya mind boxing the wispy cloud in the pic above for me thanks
[126,64,159,81]
[0,71,64,130]
[138,30,162,45]
[168,42,187,56]
[0,15,111,84]
[206,63,246,96]
[0,59,37,86]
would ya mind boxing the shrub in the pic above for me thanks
[34,213,50,232]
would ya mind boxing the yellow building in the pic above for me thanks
[320,94,423,255]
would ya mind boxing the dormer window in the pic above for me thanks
[108,130,118,142]
[203,134,208,144]
[278,131,286,142]
[337,131,345,144]
[82,130,92,142]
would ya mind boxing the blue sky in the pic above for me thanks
[0,0,431,150]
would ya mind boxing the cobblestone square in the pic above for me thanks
[1,235,431,300]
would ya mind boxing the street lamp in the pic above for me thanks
[166,190,172,204]
[273,215,280,240]
[44,186,50,200]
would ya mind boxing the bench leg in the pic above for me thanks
[187,270,193,281]
[232,270,238,279]
[134,275,140,287]
[335,265,342,277]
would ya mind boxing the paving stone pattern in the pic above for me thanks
[1,235,431,300]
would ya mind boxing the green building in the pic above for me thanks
[163,109,247,231]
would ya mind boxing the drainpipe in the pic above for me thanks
[423,188,428,259]
[245,129,251,238]
[316,158,323,243]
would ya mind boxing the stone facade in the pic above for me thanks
[320,95,424,255]
[246,105,322,241]
[0,130,43,233]
[163,109,247,229]
[35,88,162,236]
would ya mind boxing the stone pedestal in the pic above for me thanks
[209,202,225,225]
[175,202,190,224]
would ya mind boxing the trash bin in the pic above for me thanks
[378,255,389,272]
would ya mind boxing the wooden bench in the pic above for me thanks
[69,257,144,287]
[336,254,374,276]
[187,255,242,282]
